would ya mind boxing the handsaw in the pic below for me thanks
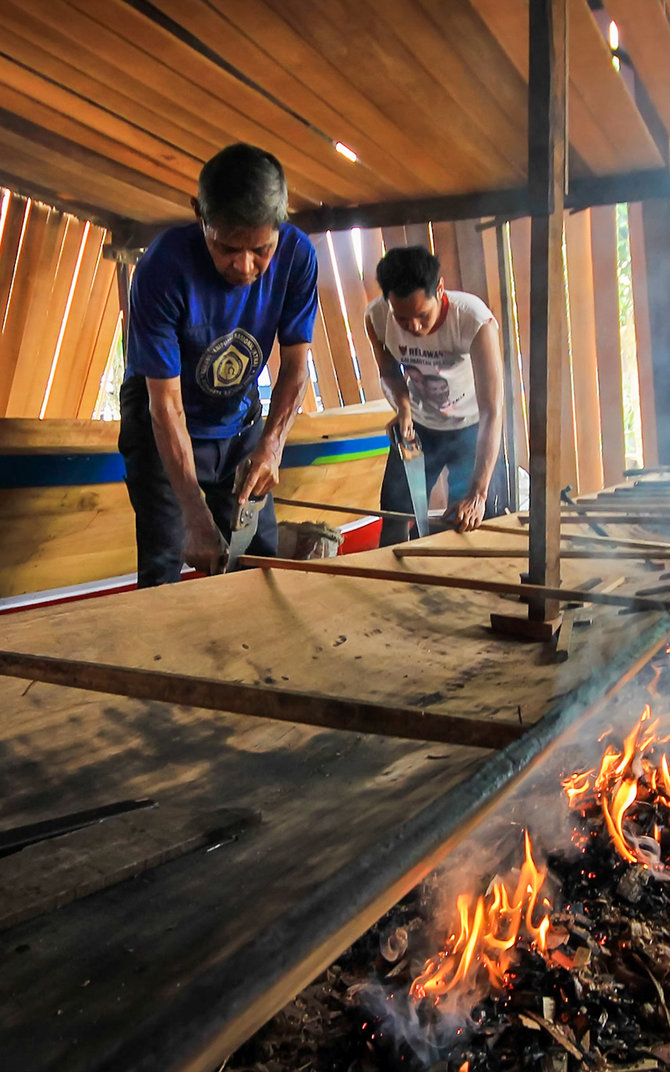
[391,425,429,538]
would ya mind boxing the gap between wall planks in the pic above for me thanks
[239,554,670,614]
[0,649,523,750]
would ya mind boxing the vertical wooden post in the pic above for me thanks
[527,0,567,623]
[496,220,519,512]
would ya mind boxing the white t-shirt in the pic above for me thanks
[366,291,497,431]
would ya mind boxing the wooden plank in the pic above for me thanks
[640,197,670,466]
[239,553,670,613]
[273,497,413,521]
[309,301,341,411]
[564,209,604,493]
[5,216,87,419]
[404,223,432,249]
[211,0,451,195]
[629,201,659,466]
[381,226,406,251]
[330,231,383,401]
[431,221,462,290]
[0,10,217,162]
[363,0,525,181]
[0,199,46,417]
[469,0,663,176]
[42,228,107,419]
[454,219,490,301]
[494,221,522,503]
[3,210,69,418]
[63,0,392,205]
[0,65,198,193]
[147,0,427,200]
[0,650,524,750]
[0,193,30,412]
[394,546,669,560]
[527,0,567,621]
[604,0,670,137]
[590,204,626,486]
[312,234,361,406]
[481,520,670,553]
[75,257,120,419]
[359,228,383,303]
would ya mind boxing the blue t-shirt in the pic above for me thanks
[125,221,318,438]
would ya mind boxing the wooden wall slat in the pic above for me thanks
[360,228,383,304]
[4,208,67,417]
[403,223,432,249]
[628,201,659,467]
[6,216,86,419]
[77,269,120,419]
[309,302,341,411]
[559,234,580,492]
[564,210,604,493]
[432,221,462,290]
[381,226,407,251]
[590,204,625,485]
[312,235,361,406]
[42,228,107,419]
[0,198,43,416]
[329,231,382,402]
[509,217,531,414]
[0,192,28,342]
[640,197,670,466]
[454,220,489,302]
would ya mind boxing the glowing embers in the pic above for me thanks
[410,831,551,1003]
[562,705,670,869]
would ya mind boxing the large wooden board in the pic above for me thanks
[0,520,669,1070]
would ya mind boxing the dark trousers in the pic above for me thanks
[380,421,491,546]
[119,378,277,588]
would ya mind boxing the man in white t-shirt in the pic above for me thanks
[365,246,504,545]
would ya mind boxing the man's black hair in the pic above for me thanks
[196,143,288,230]
[376,246,441,300]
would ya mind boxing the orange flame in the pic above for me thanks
[563,705,670,867]
[410,832,551,1003]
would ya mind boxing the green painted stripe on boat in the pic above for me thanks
[310,447,389,466]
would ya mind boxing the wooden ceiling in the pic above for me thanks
[0,0,669,235]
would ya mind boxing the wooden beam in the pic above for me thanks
[527,0,567,621]
[393,546,668,561]
[496,220,519,510]
[0,650,523,751]
[273,496,413,521]
[239,555,670,614]
[480,521,670,553]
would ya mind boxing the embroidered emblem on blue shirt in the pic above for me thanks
[196,328,263,396]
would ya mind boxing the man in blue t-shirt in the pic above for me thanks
[119,143,318,587]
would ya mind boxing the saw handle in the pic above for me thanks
[391,423,423,463]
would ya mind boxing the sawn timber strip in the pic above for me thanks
[0,651,522,749]
[238,555,670,613]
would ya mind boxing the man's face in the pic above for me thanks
[198,213,279,286]
[388,281,444,336]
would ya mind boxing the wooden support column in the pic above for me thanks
[641,198,670,465]
[527,0,567,624]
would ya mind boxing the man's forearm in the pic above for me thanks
[260,348,309,453]
[468,409,503,497]
[150,408,209,522]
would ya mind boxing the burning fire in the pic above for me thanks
[562,704,670,869]
[410,831,551,1003]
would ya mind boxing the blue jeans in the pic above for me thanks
[380,422,489,546]
[119,377,277,587]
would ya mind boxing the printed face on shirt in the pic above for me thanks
[387,280,444,337]
[199,219,279,287]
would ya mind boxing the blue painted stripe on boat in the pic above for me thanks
[0,454,127,488]
[0,435,390,488]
